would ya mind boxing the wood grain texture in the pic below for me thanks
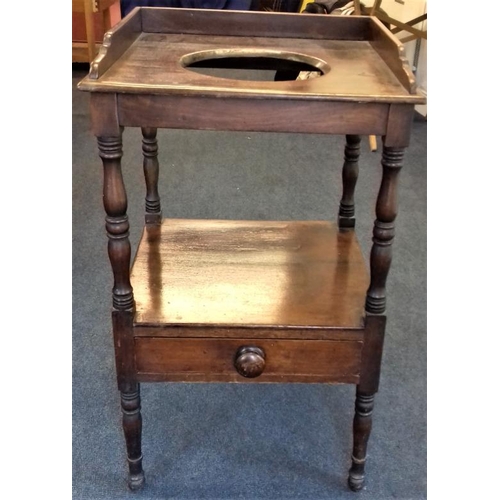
[365,146,404,315]
[135,338,362,383]
[120,387,145,491]
[78,9,424,491]
[348,390,375,491]
[118,95,389,135]
[141,127,162,224]
[133,326,363,341]
[90,93,120,137]
[98,135,134,311]
[141,8,370,40]
[130,219,369,329]
[338,135,361,228]
[358,314,386,394]
[87,7,141,79]
[369,16,417,94]
[112,311,137,392]
[384,103,414,148]
[80,31,423,103]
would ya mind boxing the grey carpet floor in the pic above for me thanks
[72,68,426,500]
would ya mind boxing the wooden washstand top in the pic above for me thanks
[77,7,425,104]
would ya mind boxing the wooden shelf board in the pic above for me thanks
[131,219,369,330]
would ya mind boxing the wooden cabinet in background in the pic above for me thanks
[72,0,121,63]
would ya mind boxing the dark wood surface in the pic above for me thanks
[365,146,404,314]
[82,34,418,103]
[141,127,162,225]
[130,219,369,329]
[89,7,142,80]
[98,134,134,312]
[133,325,363,341]
[348,390,375,491]
[78,8,424,104]
[135,337,362,383]
[141,7,370,40]
[120,387,144,490]
[118,94,391,135]
[338,134,361,228]
[369,16,416,94]
[79,7,424,491]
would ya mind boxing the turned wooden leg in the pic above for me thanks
[348,144,405,491]
[121,387,145,490]
[141,127,162,224]
[338,134,361,228]
[365,145,405,314]
[348,390,375,491]
[98,134,134,310]
[98,133,144,490]
[348,315,386,491]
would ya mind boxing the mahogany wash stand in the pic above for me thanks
[78,6,425,493]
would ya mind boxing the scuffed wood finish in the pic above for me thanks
[369,16,417,94]
[348,314,386,491]
[111,311,137,392]
[88,7,141,79]
[358,314,387,394]
[90,93,120,137]
[234,346,266,378]
[81,34,422,103]
[121,387,145,491]
[79,7,424,492]
[338,135,361,228]
[385,103,415,148]
[141,127,161,224]
[141,7,370,39]
[348,390,375,491]
[77,8,424,104]
[365,145,405,314]
[119,95,390,135]
[98,134,134,311]
[135,338,363,383]
[133,326,363,341]
[130,219,369,329]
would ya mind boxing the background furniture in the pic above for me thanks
[78,6,424,493]
[368,0,427,44]
[72,0,120,62]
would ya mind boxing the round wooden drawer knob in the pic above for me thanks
[234,346,266,378]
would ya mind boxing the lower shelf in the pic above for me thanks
[131,218,369,334]
[130,219,369,383]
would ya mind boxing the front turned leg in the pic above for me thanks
[121,387,145,491]
[98,134,143,490]
[348,391,375,491]
[338,135,361,228]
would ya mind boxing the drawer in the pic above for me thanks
[135,338,362,383]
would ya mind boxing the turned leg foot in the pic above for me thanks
[348,390,375,492]
[348,461,365,492]
[128,468,145,491]
[121,387,145,491]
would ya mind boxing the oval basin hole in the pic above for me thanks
[180,50,329,82]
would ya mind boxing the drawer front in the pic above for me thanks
[135,338,362,383]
